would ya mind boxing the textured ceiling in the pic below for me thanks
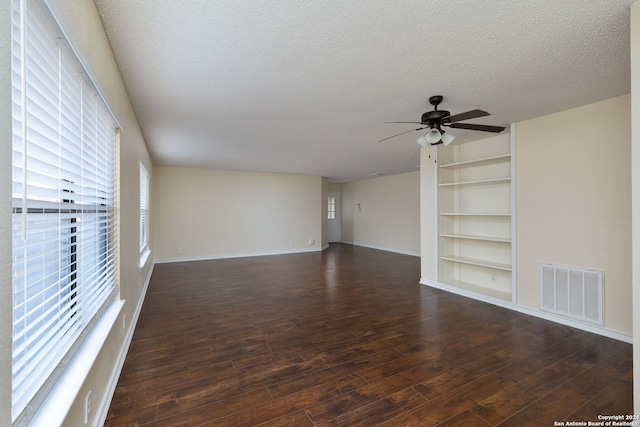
[94,0,633,182]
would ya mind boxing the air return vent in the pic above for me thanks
[540,263,603,326]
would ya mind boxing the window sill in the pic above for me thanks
[26,300,125,426]
[139,248,151,269]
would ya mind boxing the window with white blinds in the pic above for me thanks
[11,0,117,421]
[140,162,149,252]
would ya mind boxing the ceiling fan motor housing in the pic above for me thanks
[421,110,450,127]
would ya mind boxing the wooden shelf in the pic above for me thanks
[440,212,511,217]
[439,279,512,301]
[440,255,512,271]
[439,177,511,187]
[439,233,511,243]
[439,154,511,169]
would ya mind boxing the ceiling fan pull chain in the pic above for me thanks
[427,145,436,163]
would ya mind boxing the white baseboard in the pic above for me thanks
[347,241,420,257]
[155,246,323,264]
[420,279,515,309]
[513,305,632,344]
[419,278,632,344]
[94,261,155,427]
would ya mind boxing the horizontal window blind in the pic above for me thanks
[11,0,117,421]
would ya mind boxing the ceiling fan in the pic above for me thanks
[379,95,506,146]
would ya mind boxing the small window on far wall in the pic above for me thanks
[328,195,336,220]
[140,162,150,252]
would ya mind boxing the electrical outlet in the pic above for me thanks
[177,247,182,254]
[491,274,497,282]
[123,313,127,329]
[85,390,92,424]
[309,239,315,245]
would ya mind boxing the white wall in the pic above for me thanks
[322,178,329,248]
[0,0,154,424]
[515,94,631,335]
[420,148,438,280]
[630,0,640,415]
[341,171,420,256]
[152,166,323,261]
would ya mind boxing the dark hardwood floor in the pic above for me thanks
[105,244,633,426]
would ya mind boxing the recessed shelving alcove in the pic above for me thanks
[437,132,515,302]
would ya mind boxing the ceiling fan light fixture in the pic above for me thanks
[416,134,428,147]
[441,131,456,146]
[425,128,442,145]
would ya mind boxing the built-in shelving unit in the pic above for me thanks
[437,133,514,302]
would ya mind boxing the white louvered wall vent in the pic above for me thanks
[540,263,603,326]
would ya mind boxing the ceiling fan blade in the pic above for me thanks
[448,123,506,133]
[446,109,490,123]
[377,127,427,142]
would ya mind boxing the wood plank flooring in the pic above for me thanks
[105,244,633,426]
